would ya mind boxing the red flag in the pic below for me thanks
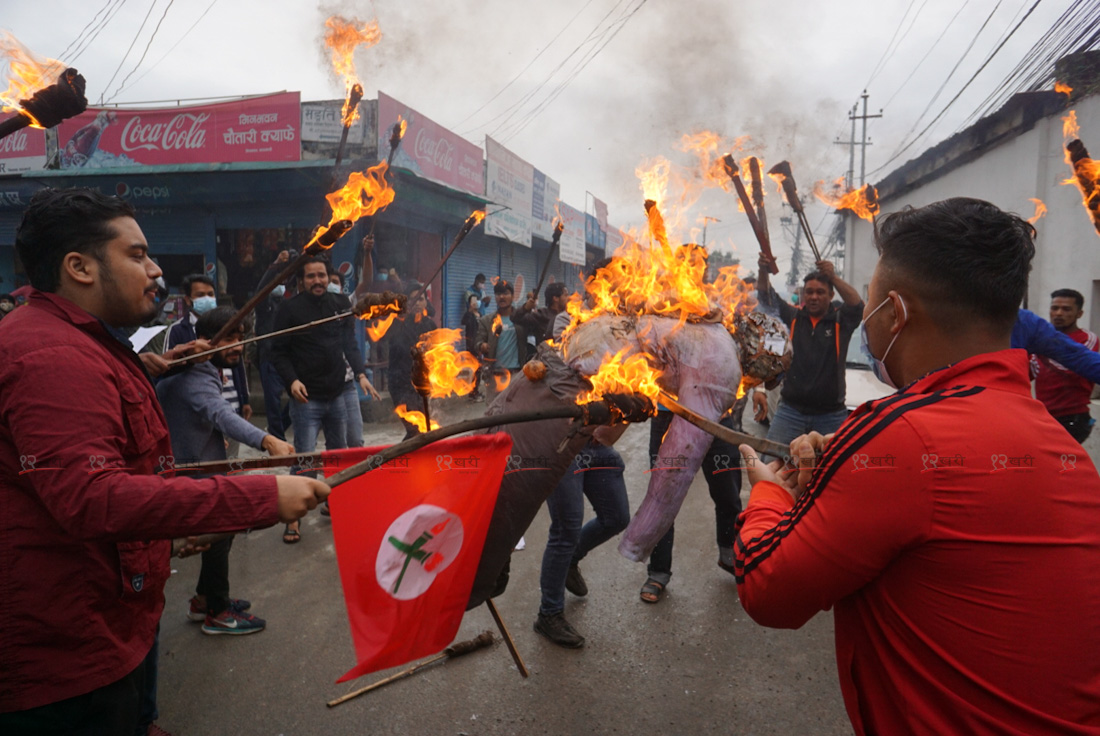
[329,433,512,682]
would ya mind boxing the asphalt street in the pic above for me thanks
[158,395,1100,735]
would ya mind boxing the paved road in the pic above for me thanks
[153,401,857,735]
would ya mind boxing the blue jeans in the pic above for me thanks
[539,443,629,616]
[765,402,850,457]
[646,411,743,584]
[260,360,291,441]
[340,380,364,448]
[289,394,348,465]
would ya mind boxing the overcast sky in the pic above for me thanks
[3,0,1080,277]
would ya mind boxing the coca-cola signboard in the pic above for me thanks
[56,92,301,168]
[378,91,483,196]
[0,116,47,174]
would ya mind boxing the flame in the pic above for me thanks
[1027,198,1047,224]
[469,209,487,225]
[491,314,502,334]
[1055,81,1073,97]
[323,16,381,125]
[306,161,395,249]
[813,178,880,222]
[366,312,397,341]
[1064,110,1080,142]
[490,276,501,286]
[396,115,407,140]
[0,33,64,128]
[576,348,662,407]
[493,370,511,392]
[416,328,480,397]
[1062,146,1100,237]
[395,404,439,433]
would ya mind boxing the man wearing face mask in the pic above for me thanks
[758,259,864,449]
[0,293,16,320]
[256,251,293,441]
[735,198,1100,735]
[165,274,251,424]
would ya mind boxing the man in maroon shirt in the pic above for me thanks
[1030,288,1098,443]
[735,198,1100,735]
[0,188,330,734]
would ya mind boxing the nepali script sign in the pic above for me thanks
[484,136,534,246]
[378,91,483,197]
[56,92,301,168]
[531,169,561,241]
[0,118,46,173]
[557,202,586,265]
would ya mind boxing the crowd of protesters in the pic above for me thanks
[6,187,1100,735]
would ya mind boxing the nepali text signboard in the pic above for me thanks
[56,92,301,169]
[484,136,534,246]
[531,169,560,241]
[301,98,377,146]
[378,91,483,197]
[558,202,586,265]
[0,118,46,173]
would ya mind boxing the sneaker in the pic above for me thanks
[201,608,266,636]
[533,612,585,649]
[187,596,251,622]
[565,563,588,597]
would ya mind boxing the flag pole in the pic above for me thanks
[485,598,528,678]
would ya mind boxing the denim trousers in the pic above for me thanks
[539,443,629,615]
[340,380,364,448]
[259,360,291,441]
[289,395,348,475]
[765,402,850,457]
[646,411,743,585]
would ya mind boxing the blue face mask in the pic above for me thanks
[191,295,217,315]
[859,295,907,389]
[327,283,342,294]
[271,285,286,298]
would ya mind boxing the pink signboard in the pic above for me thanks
[0,118,46,173]
[378,91,483,196]
[55,92,301,168]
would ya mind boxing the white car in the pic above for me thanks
[845,329,894,411]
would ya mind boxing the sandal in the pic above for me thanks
[640,578,665,604]
[282,525,301,544]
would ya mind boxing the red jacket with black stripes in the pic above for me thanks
[735,349,1100,735]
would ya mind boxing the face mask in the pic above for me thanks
[191,295,217,315]
[859,295,907,389]
[271,285,286,298]
[327,283,342,294]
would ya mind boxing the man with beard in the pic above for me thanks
[0,188,328,733]
[270,256,370,542]
[157,306,296,634]
[1030,288,1098,443]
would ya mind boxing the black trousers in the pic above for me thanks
[196,536,234,615]
[1057,412,1094,444]
[0,656,147,735]
[646,410,743,577]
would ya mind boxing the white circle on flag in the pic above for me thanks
[375,504,464,601]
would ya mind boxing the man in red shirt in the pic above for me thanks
[735,197,1100,735]
[0,189,330,734]
[1030,288,1098,443]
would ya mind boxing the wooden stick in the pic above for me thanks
[485,598,528,678]
[332,83,364,169]
[657,390,790,458]
[165,310,354,366]
[326,631,495,707]
[407,211,486,307]
[721,155,778,275]
[532,220,564,298]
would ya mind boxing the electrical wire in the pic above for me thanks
[106,0,175,103]
[881,0,973,110]
[68,0,129,67]
[864,0,923,90]
[99,0,160,104]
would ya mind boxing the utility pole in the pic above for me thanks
[856,91,882,185]
[834,91,882,187]
[701,216,720,247]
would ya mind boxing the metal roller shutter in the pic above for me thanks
[444,232,499,329]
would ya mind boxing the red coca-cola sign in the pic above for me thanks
[56,92,300,168]
[378,91,483,196]
[0,116,47,174]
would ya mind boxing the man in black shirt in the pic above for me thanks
[759,259,864,450]
[386,281,438,439]
[271,257,371,541]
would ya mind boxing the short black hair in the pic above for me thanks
[15,187,136,293]
[405,280,425,298]
[587,257,613,279]
[298,255,330,281]
[195,305,240,340]
[875,197,1035,333]
[1051,288,1084,309]
[474,273,486,284]
[182,273,214,297]
[0,293,13,304]
[802,271,834,292]
[545,282,566,307]
[494,280,514,296]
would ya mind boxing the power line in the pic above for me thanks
[100,0,160,105]
[68,0,129,67]
[112,0,221,97]
[452,0,596,130]
[106,0,176,103]
[864,0,923,89]
[54,0,116,63]
[881,0,974,110]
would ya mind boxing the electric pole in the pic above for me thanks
[701,216,720,247]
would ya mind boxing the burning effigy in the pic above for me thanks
[465,135,790,607]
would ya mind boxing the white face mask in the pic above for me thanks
[191,295,217,315]
[327,283,342,294]
[859,295,907,389]
[271,285,286,298]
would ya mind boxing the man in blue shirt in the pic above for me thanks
[1014,307,1100,383]
[477,280,529,396]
